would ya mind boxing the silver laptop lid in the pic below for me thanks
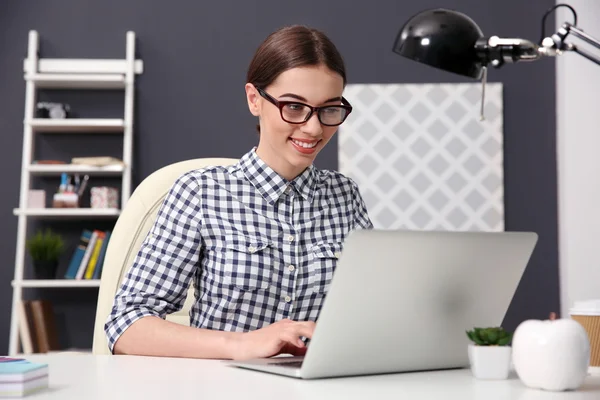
[300,229,538,379]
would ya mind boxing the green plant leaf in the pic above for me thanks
[497,336,511,346]
[479,330,489,344]
[467,326,512,346]
[26,229,64,262]
[472,335,485,345]
[487,330,498,344]
[467,330,480,344]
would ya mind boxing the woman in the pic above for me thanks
[105,25,373,360]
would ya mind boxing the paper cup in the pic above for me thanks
[570,299,600,375]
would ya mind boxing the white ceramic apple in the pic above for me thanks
[512,315,590,391]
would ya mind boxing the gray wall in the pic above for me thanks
[0,0,558,353]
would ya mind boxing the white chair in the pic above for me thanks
[92,158,238,355]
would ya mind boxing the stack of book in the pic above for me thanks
[17,300,59,355]
[71,156,124,166]
[0,358,48,397]
[64,229,111,280]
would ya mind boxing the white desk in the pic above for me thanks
[20,353,600,399]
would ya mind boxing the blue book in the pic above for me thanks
[64,230,92,279]
[0,360,47,381]
[92,230,111,280]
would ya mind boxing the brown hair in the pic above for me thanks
[247,25,347,133]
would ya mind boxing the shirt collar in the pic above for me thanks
[293,165,316,202]
[239,148,316,204]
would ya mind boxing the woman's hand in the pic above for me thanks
[231,319,316,360]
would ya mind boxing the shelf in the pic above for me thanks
[12,279,101,288]
[28,118,125,133]
[28,164,124,176]
[8,29,141,357]
[27,58,144,75]
[25,73,127,89]
[13,208,120,219]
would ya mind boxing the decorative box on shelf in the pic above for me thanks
[91,187,119,209]
[27,190,46,208]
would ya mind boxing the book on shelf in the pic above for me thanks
[64,229,111,280]
[0,357,49,398]
[16,300,59,355]
[70,156,124,166]
[31,160,67,165]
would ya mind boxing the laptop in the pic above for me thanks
[227,229,538,379]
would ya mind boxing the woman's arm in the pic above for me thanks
[113,316,239,359]
[114,317,315,360]
[113,316,316,360]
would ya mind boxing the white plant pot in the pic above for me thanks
[468,344,512,380]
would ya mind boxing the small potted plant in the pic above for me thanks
[466,327,513,380]
[26,229,64,279]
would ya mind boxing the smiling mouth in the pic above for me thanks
[290,138,319,149]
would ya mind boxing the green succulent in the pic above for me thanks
[466,327,512,346]
[26,229,64,262]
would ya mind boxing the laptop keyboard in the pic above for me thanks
[267,361,303,368]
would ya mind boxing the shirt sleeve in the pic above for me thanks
[350,179,374,230]
[104,172,203,353]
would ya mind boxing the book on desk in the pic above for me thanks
[0,358,48,398]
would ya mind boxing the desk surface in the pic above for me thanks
[19,353,600,400]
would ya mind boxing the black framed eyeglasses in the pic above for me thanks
[255,86,353,127]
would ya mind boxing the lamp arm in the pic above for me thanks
[474,22,600,69]
[567,44,600,66]
[567,24,600,51]
[543,22,600,66]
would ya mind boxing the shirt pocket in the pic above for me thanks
[309,242,342,294]
[223,234,273,291]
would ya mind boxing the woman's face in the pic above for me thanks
[245,64,345,181]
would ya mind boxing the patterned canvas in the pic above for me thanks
[338,83,504,231]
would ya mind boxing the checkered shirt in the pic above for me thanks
[104,148,373,353]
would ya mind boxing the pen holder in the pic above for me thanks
[91,187,119,209]
[52,192,79,208]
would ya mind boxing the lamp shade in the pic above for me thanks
[393,9,485,79]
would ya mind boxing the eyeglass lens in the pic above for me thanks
[281,103,348,126]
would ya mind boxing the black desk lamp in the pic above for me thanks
[392,4,599,117]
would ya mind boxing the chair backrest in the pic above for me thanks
[92,158,238,355]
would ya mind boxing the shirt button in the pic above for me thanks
[248,246,256,253]
[334,252,341,259]
[288,265,295,272]
[287,235,295,242]
[284,185,292,194]
[284,296,292,303]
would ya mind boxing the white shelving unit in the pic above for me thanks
[12,208,121,218]
[27,164,125,176]
[12,280,101,289]
[25,74,128,89]
[8,30,143,355]
[28,118,125,133]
